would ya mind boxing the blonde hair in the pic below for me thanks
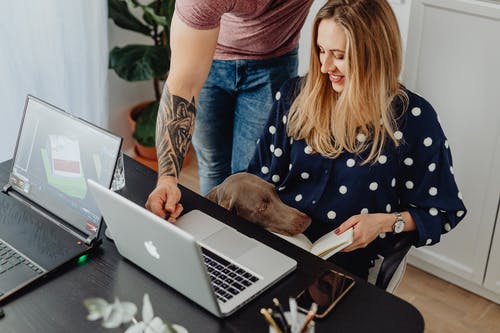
[287,0,407,163]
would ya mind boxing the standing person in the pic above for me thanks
[146,0,314,220]
[247,0,466,278]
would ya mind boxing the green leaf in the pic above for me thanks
[142,293,154,322]
[160,0,176,27]
[143,6,168,26]
[125,322,147,333]
[84,298,110,321]
[108,0,151,36]
[133,101,159,147]
[109,45,169,81]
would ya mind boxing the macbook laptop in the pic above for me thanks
[87,180,297,317]
[0,95,122,301]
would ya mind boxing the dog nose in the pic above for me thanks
[296,213,312,231]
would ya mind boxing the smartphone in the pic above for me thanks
[296,269,355,318]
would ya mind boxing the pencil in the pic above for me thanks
[289,298,298,333]
[272,298,289,333]
[298,303,317,333]
[260,308,283,333]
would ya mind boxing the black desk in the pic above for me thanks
[0,156,424,332]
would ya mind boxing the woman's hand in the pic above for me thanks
[335,213,392,252]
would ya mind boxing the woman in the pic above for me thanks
[247,0,466,279]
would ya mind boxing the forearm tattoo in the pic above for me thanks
[156,85,196,178]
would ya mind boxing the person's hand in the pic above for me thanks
[145,176,183,222]
[335,213,391,252]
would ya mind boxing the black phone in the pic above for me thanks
[296,269,355,318]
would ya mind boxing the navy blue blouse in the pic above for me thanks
[247,77,466,251]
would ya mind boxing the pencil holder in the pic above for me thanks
[268,311,315,333]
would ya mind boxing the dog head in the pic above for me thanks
[206,172,311,236]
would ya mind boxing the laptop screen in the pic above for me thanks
[8,96,122,238]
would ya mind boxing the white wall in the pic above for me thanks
[0,0,108,162]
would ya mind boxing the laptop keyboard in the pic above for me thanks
[0,240,44,276]
[201,247,259,303]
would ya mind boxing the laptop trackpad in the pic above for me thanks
[200,227,257,260]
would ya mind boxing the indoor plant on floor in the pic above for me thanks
[108,0,175,161]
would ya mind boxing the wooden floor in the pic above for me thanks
[135,148,500,332]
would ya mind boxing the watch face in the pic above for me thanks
[394,221,405,233]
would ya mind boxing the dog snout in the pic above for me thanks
[294,212,311,233]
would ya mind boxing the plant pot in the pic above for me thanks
[128,101,157,161]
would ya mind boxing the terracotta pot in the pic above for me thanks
[128,101,157,161]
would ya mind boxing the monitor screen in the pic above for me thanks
[9,96,122,238]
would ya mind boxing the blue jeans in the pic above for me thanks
[192,48,298,195]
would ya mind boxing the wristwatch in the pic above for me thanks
[393,212,405,234]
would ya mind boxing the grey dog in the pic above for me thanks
[206,172,311,236]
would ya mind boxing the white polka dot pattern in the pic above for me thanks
[411,107,422,116]
[356,133,366,143]
[423,137,433,147]
[339,186,348,194]
[429,187,438,196]
[247,81,467,251]
[404,158,414,166]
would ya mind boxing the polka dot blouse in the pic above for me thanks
[247,77,467,249]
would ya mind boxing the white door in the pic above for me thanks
[403,0,500,288]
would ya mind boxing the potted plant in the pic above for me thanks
[108,0,175,161]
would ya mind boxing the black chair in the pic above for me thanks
[369,232,417,293]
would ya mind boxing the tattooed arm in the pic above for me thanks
[146,12,219,220]
[156,88,196,179]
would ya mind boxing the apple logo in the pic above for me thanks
[144,240,160,259]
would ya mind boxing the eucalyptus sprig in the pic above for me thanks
[84,293,188,333]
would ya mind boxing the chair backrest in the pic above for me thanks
[370,232,416,292]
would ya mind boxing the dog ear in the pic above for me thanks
[205,187,218,203]
[205,186,236,211]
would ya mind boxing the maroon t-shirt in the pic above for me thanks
[176,0,313,60]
